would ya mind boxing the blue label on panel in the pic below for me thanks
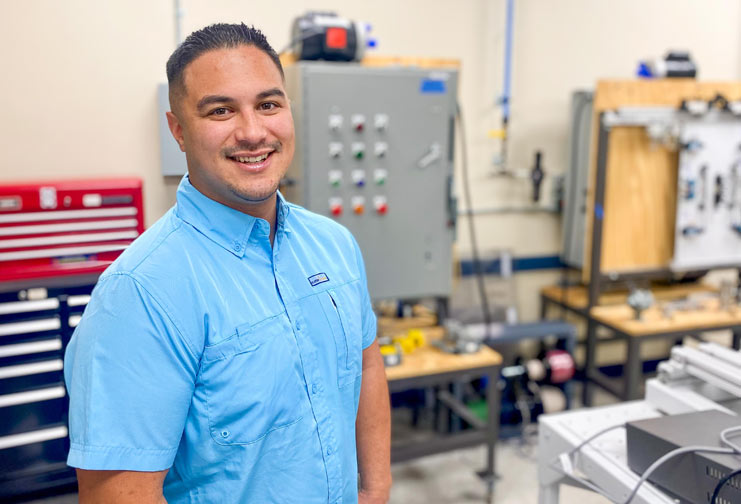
[420,79,446,94]
[308,272,329,286]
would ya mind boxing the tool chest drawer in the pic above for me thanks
[0,286,93,499]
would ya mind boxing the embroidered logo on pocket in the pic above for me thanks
[308,272,330,287]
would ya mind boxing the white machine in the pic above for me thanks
[538,342,741,504]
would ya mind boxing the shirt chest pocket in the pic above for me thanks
[200,314,307,446]
[318,282,363,388]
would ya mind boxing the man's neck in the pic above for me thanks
[235,195,278,247]
[187,176,279,246]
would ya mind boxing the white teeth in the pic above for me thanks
[235,153,269,163]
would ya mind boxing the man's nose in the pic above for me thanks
[234,111,267,145]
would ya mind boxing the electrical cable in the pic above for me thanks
[561,423,626,461]
[710,467,741,504]
[552,422,741,504]
[720,425,741,453]
[622,445,735,504]
[455,103,492,338]
[278,27,324,56]
[710,426,741,503]
[548,424,626,501]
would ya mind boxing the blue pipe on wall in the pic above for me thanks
[501,0,514,122]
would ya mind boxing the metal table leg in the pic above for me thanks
[538,483,560,504]
[583,319,598,406]
[733,330,741,350]
[625,335,642,400]
[477,367,500,503]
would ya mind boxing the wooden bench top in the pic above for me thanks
[385,344,502,382]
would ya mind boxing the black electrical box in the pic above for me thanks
[626,410,741,504]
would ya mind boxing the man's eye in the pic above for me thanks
[210,107,229,116]
[260,102,278,111]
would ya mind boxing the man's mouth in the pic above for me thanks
[229,152,270,164]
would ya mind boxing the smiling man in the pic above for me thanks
[64,23,391,503]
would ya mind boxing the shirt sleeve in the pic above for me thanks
[351,236,377,349]
[64,272,199,471]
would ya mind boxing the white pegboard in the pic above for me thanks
[672,111,741,270]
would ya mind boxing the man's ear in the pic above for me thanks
[166,111,186,152]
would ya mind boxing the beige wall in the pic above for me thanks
[2,1,740,319]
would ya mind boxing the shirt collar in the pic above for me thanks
[174,175,290,257]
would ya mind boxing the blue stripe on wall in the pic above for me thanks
[460,255,564,276]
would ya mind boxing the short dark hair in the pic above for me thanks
[166,23,284,110]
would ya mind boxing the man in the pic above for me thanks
[64,23,391,503]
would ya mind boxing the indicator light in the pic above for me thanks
[329,197,343,217]
[328,115,343,131]
[352,196,365,215]
[351,142,365,160]
[374,196,388,215]
[328,170,342,187]
[328,142,343,158]
[374,142,388,157]
[374,169,388,185]
[374,113,389,131]
[351,114,366,132]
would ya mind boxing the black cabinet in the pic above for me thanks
[0,284,93,500]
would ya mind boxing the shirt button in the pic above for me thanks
[326,447,332,456]
[233,241,241,252]
[311,384,318,394]
[295,322,302,331]
[220,430,230,438]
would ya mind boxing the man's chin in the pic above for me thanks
[229,185,279,205]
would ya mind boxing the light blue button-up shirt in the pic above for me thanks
[64,176,376,503]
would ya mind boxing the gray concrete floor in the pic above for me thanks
[20,383,617,504]
[388,381,616,504]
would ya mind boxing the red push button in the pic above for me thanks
[376,202,388,215]
[331,204,343,217]
[325,27,348,49]
[351,115,366,133]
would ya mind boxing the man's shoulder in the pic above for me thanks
[102,207,189,280]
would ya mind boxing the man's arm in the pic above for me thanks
[77,469,169,504]
[356,340,392,503]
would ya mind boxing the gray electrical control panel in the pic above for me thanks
[283,62,458,301]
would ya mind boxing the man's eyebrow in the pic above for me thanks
[196,95,235,110]
[256,88,286,101]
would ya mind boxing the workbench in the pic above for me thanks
[385,342,502,497]
[541,283,741,402]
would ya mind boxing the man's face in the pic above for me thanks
[166,45,294,212]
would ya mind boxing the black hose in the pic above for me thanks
[455,103,492,337]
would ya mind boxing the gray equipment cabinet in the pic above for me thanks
[283,62,458,301]
[560,91,593,269]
